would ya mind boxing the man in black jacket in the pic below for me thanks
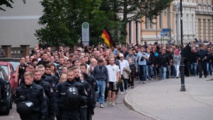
[37,52,50,67]
[189,47,198,76]
[34,70,54,120]
[92,59,109,108]
[197,44,208,78]
[54,69,87,120]
[159,49,170,80]
[15,72,47,120]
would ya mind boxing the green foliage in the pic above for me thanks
[0,0,13,11]
[36,0,173,47]
[36,0,121,47]
[0,0,26,11]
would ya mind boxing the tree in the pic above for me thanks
[35,0,120,47]
[0,0,26,11]
[114,0,173,43]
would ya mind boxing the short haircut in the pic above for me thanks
[34,69,41,74]
[24,72,34,78]
[37,64,44,69]
[45,64,51,69]
[69,66,78,71]
[27,63,36,69]
[80,63,87,69]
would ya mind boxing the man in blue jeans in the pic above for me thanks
[92,59,109,108]
[136,46,149,84]
[159,49,170,80]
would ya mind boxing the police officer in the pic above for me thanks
[34,69,54,120]
[197,44,208,78]
[14,72,47,120]
[79,64,96,120]
[55,69,87,120]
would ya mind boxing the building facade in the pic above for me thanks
[195,0,213,41]
[0,0,42,47]
[141,0,213,45]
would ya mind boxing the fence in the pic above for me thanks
[0,45,33,58]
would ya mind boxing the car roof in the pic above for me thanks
[0,61,12,66]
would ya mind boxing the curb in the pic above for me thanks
[123,86,160,120]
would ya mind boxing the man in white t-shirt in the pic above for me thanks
[106,57,120,106]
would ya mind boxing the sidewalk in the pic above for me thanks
[124,76,213,120]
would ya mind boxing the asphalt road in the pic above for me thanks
[0,87,151,120]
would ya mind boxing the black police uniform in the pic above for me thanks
[14,83,47,120]
[55,80,87,120]
[75,77,95,120]
[43,74,57,89]
[197,49,208,78]
[34,79,54,120]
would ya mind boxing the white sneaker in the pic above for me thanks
[100,104,104,108]
[125,90,128,93]
[108,101,112,106]
[112,102,115,107]
[120,92,124,95]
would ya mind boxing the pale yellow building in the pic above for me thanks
[141,3,175,45]
[195,0,213,41]
[141,0,213,45]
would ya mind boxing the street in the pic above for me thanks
[0,80,151,120]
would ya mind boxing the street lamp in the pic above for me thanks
[180,0,186,91]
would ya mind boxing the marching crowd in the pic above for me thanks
[13,40,213,120]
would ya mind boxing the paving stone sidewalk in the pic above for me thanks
[124,76,213,120]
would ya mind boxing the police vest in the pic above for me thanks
[65,86,80,107]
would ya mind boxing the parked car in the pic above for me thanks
[0,67,12,115]
[0,58,20,70]
[0,62,17,95]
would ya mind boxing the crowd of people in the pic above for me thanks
[13,40,213,120]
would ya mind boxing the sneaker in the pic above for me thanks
[142,81,145,84]
[131,86,134,88]
[100,104,104,108]
[120,92,124,95]
[125,90,128,93]
[108,101,112,106]
[112,102,115,107]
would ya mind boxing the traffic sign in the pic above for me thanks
[82,22,90,46]
[161,28,170,36]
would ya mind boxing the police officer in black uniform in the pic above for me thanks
[55,69,87,120]
[197,44,208,78]
[79,64,96,120]
[14,72,47,120]
[34,69,54,120]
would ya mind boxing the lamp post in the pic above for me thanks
[180,0,186,91]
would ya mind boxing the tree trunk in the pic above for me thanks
[120,0,128,44]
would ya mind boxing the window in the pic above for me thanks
[159,12,162,29]
[208,19,210,40]
[203,19,206,39]
[145,17,152,29]
[198,19,201,38]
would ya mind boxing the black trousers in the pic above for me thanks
[198,61,207,77]
[61,110,80,120]
[130,72,135,87]
[20,112,41,120]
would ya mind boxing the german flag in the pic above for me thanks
[101,28,114,48]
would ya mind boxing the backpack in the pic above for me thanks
[65,86,80,107]
[17,101,34,115]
